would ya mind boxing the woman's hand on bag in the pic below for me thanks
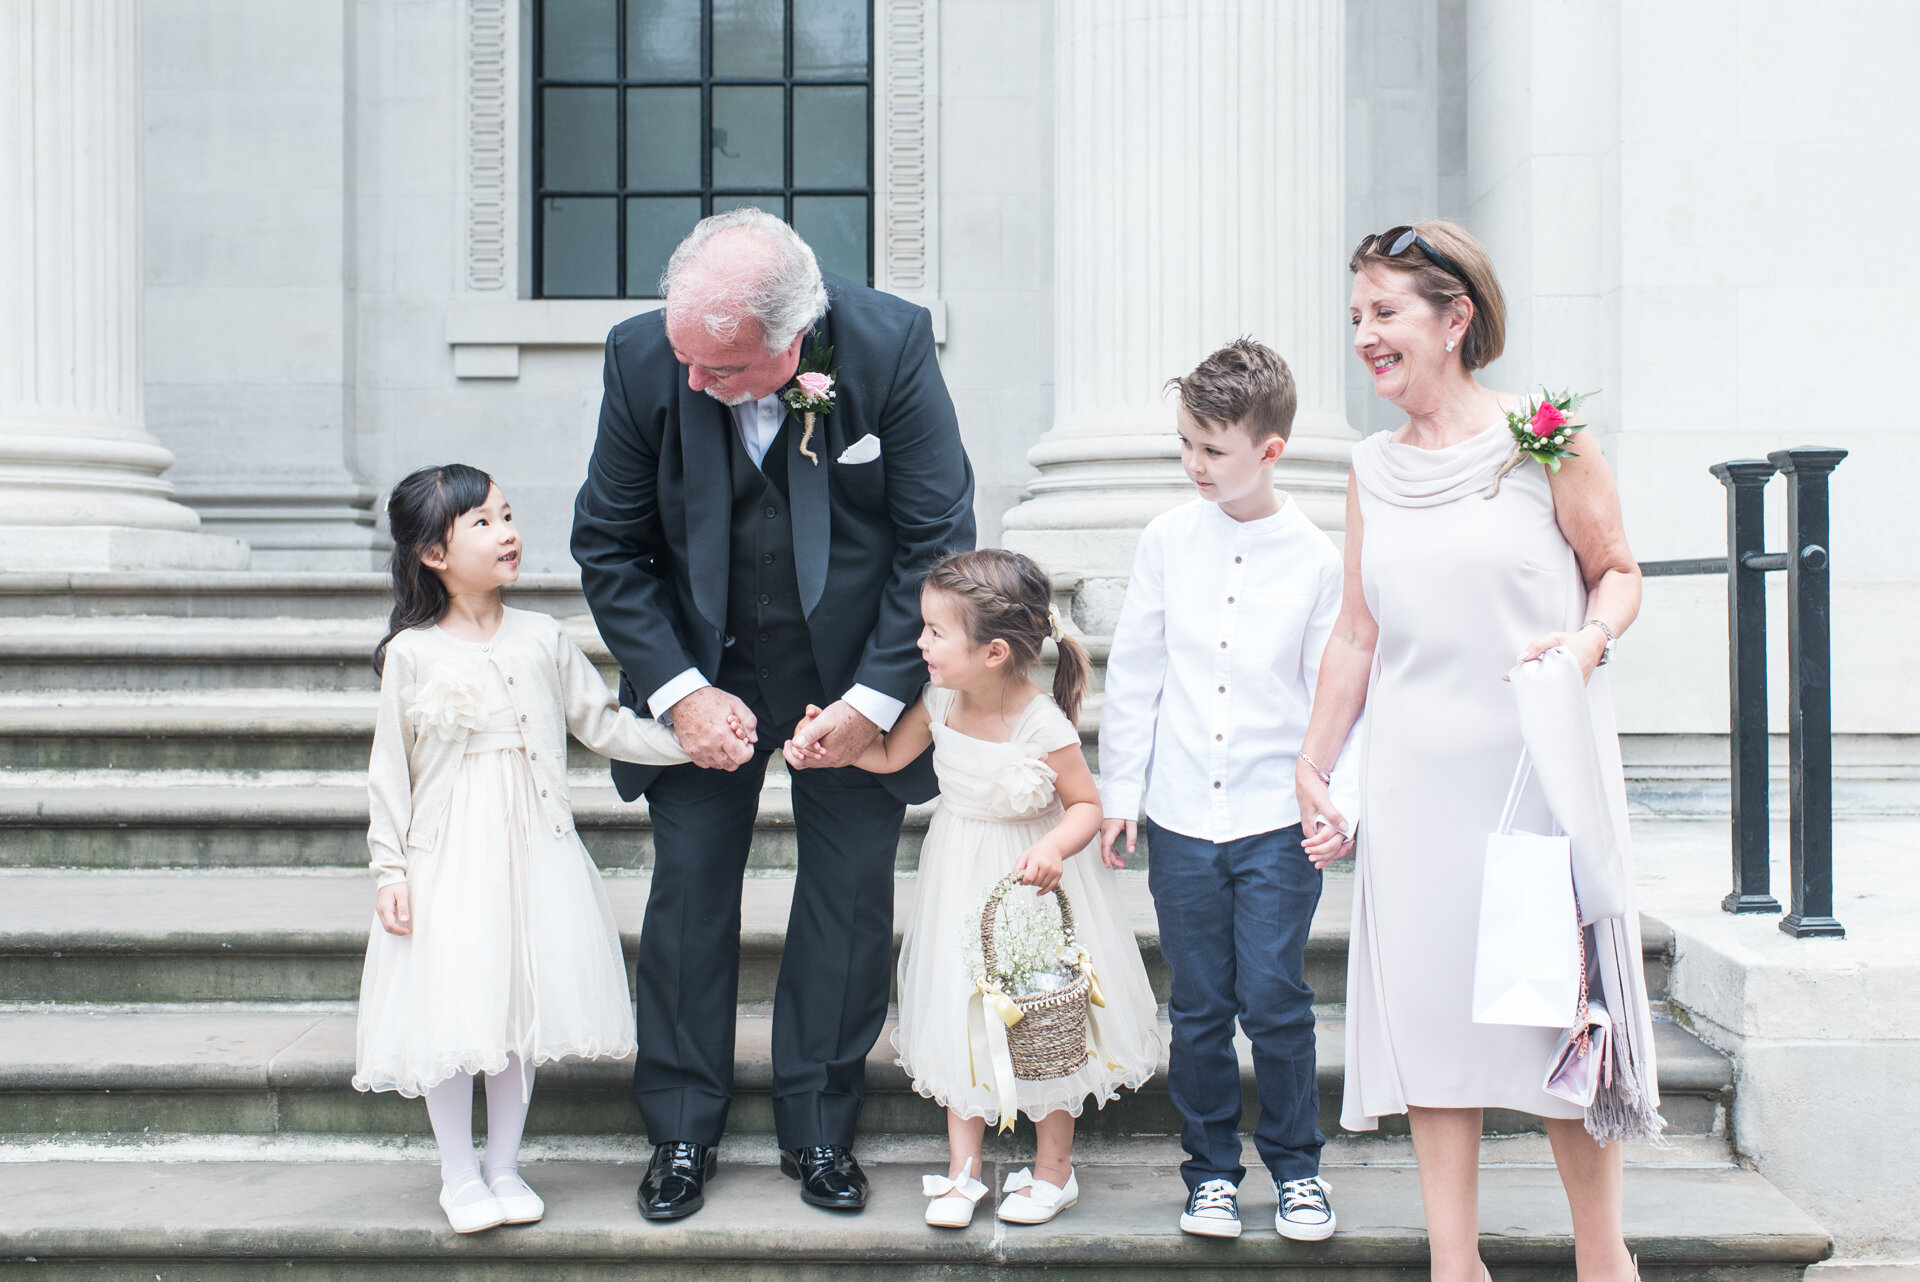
[376,883,412,936]
[1515,627,1607,683]
[1098,818,1136,869]
[1016,843,1065,894]
[1296,758,1355,869]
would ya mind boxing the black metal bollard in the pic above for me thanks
[1710,460,1782,914]
[1769,447,1847,939]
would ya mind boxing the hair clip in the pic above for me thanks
[1046,603,1064,640]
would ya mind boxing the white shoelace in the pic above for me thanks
[1188,1179,1238,1217]
[1279,1177,1331,1219]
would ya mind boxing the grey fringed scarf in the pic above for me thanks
[1513,649,1666,1144]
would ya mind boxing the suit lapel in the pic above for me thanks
[788,307,834,617]
[681,388,732,635]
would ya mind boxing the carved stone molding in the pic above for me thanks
[463,0,515,294]
[876,0,939,305]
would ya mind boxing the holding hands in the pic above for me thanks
[782,701,883,771]
[671,687,759,769]
[1295,757,1355,870]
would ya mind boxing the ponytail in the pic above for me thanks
[1050,630,1090,727]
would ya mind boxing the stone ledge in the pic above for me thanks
[0,1159,1830,1274]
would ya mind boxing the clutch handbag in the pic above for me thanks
[1543,914,1613,1107]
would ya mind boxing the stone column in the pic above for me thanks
[1002,0,1352,631]
[0,0,247,572]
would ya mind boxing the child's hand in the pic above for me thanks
[1016,843,1064,895]
[784,704,830,770]
[1098,819,1136,869]
[376,883,413,936]
[724,711,757,743]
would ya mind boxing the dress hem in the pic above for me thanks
[352,1038,639,1099]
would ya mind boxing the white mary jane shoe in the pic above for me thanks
[439,1176,507,1234]
[922,1156,989,1228]
[486,1172,545,1225]
[996,1167,1078,1224]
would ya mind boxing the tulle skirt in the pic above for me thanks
[353,743,637,1096]
[892,805,1161,1124]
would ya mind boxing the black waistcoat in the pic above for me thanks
[715,415,827,728]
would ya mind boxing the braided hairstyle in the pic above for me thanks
[922,549,1090,724]
[374,463,495,675]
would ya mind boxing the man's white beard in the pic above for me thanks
[704,386,758,407]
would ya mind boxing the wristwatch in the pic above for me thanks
[1583,619,1615,667]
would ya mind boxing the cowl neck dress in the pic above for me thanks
[1342,422,1617,1129]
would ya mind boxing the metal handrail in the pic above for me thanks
[1636,447,1847,939]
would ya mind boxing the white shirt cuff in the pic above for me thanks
[648,668,711,722]
[1100,783,1144,822]
[841,683,906,732]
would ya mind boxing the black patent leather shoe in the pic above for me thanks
[779,1144,869,1211]
[638,1141,716,1221]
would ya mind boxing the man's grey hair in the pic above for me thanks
[659,207,828,353]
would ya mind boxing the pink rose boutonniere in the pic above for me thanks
[1486,386,1596,498]
[782,336,837,465]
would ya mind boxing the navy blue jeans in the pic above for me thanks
[1146,819,1325,1189]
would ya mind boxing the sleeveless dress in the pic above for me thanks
[1342,423,1611,1130]
[354,659,637,1096]
[892,686,1161,1124]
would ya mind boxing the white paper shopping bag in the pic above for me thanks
[1472,754,1581,1028]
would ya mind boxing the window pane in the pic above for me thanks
[543,88,618,189]
[794,0,867,77]
[793,195,868,283]
[627,0,701,79]
[712,0,783,77]
[793,87,866,187]
[628,197,702,296]
[711,86,784,188]
[712,196,780,216]
[543,197,618,296]
[543,0,617,79]
[627,88,701,190]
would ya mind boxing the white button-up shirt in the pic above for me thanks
[1098,496,1356,842]
[645,393,904,733]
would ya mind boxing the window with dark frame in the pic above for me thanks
[534,0,875,300]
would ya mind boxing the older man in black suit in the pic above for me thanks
[572,208,975,1220]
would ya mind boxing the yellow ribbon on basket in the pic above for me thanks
[1068,948,1124,1073]
[967,978,1024,1133]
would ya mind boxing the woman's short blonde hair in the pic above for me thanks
[1349,219,1507,371]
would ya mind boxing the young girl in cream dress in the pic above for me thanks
[354,463,705,1234]
[786,549,1161,1229]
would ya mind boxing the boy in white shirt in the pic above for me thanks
[1098,339,1354,1243]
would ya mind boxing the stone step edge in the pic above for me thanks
[0,1160,1832,1269]
[0,1006,1733,1098]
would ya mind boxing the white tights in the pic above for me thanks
[423,1055,534,1205]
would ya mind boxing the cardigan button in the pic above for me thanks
[507,677,513,684]
[529,752,537,760]
[541,789,548,798]
[520,715,528,723]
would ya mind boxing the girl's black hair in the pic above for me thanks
[374,463,496,675]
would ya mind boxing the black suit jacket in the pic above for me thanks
[571,273,976,804]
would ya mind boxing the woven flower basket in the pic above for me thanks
[979,870,1092,1081]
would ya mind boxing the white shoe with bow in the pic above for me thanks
[923,1156,990,1228]
[996,1167,1078,1224]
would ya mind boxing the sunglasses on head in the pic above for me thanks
[1360,225,1470,289]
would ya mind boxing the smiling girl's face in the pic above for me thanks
[918,586,1008,692]
[423,483,521,593]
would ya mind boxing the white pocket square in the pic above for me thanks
[836,434,882,465]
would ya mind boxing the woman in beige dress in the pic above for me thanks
[1294,221,1645,1282]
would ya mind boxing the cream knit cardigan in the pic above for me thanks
[367,606,687,887]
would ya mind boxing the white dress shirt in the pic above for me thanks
[1098,496,1358,842]
[645,393,905,733]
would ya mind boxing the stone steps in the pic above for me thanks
[0,1159,1832,1280]
[0,783,936,872]
[0,1003,1732,1147]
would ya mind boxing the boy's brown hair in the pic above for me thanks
[1165,338,1297,444]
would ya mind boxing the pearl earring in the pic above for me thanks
[1445,339,1456,352]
